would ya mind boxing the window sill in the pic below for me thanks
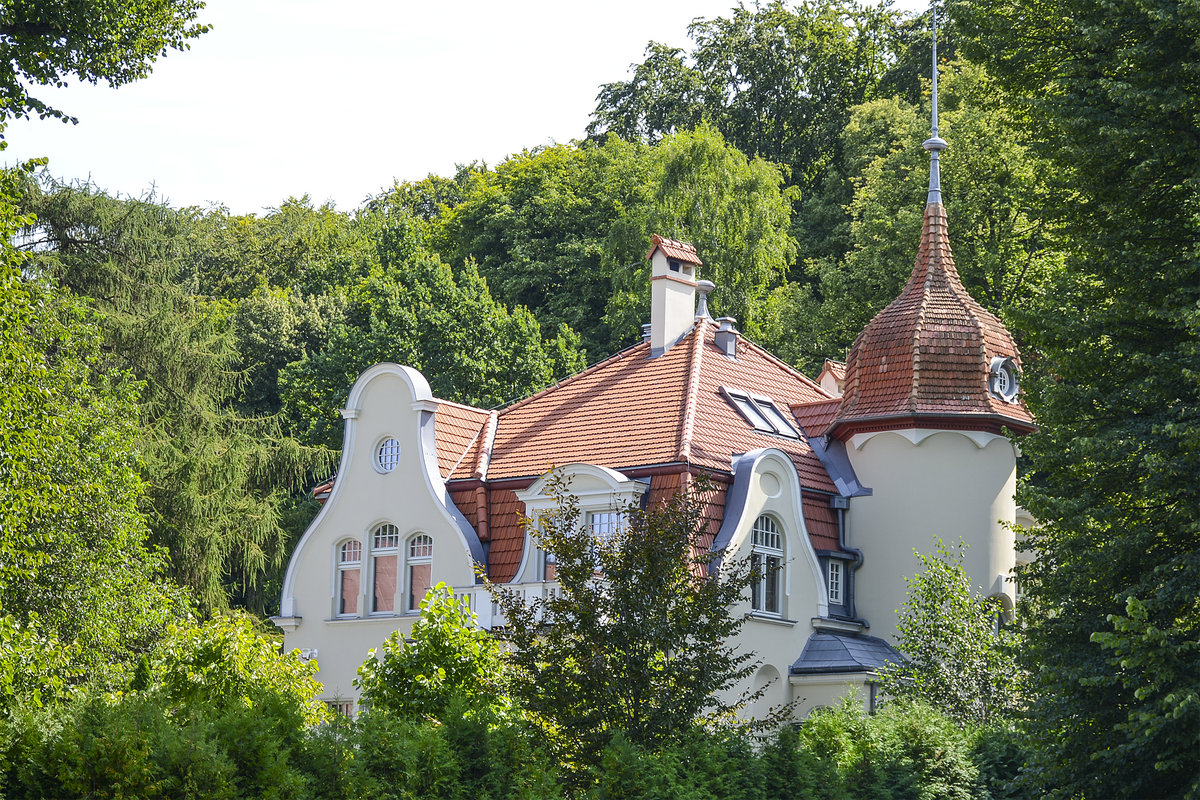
[747,612,798,627]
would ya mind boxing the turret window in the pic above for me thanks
[750,515,783,615]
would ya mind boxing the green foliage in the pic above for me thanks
[0,169,187,712]
[436,129,796,356]
[877,540,1024,728]
[958,0,1200,796]
[485,475,760,781]
[356,583,510,723]
[279,247,585,448]
[759,59,1065,373]
[148,612,327,728]
[589,0,899,192]
[19,180,330,612]
[0,0,209,123]
[798,698,980,800]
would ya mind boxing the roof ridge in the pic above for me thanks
[496,339,651,416]
[676,320,708,463]
[434,397,492,415]
[472,410,499,479]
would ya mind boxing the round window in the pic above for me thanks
[988,357,1020,402]
[376,437,402,472]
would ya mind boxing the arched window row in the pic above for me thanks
[335,529,434,618]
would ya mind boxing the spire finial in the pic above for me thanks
[922,1,947,205]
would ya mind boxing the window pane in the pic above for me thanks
[731,394,774,431]
[765,555,780,613]
[754,399,799,438]
[409,562,432,611]
[373,523,399,550]
[373,554,397,612]
[589,511,620,540]
[377,438,402,472]
[339,567,360,615]
[828,560,843,604]
[410,535,433,558]
[751,553,763,610]
[340,540,361,563]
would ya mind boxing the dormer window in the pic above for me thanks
[722,388,800,439]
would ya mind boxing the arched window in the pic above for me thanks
[371,523,399,613]
[337,539,362,616]
[750,515,783,615]
[407,534,433,612]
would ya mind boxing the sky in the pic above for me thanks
[4,0,927,216]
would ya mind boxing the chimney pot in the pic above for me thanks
[715,317,739,359]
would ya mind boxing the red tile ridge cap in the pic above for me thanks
[433,397,491,415]
[646,234,703,265]
[496,339,651,416]
[472,410,499,479]
[676,320,709,463]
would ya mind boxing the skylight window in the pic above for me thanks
[722,388,800,439]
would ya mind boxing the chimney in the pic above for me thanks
[714,317,739,359]
[646,234,702,357]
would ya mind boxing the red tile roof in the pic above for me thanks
[791,398,842,440]
[480,321,836,493]
[433,401,492,479]
[829,202,1035,439]
[646,234,702,265]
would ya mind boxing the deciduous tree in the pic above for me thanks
[485,475,761,780]
[958,0,1200,795]
[0,0,209,123]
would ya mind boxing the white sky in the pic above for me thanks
[3,0,925,215]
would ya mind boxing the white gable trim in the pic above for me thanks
[712,448,830,618]
[277,362,485,619]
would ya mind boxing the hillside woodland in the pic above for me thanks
[0,0,1196,798]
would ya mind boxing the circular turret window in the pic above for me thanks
[989,357,1020,402]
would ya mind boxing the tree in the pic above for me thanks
[877,540,1024,728]
[485,474,761,781]
[589,0,902,267]
[0,0,209,123]
[0,169,188,712]
[957,0,1200,796]
[18,180,327,613]
[355,583,510,723]
[758,58,1066,374]
[278,247,586,450]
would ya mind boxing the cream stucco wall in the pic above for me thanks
[844,429,1018,639]
[274,363,481,705]
[715,449,831,717]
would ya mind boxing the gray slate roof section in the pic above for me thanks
[790,630,904,675]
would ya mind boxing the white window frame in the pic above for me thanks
[336,539,362,618]
[406,533,433,612]
[750,515,784,615]
[827,559,844,605]
[369,523,400,614]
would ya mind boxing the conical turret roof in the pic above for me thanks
[827,201,1035,440]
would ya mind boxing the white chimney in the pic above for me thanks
[646,234,702,357]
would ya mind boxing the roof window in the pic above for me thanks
[722,388,800,439]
